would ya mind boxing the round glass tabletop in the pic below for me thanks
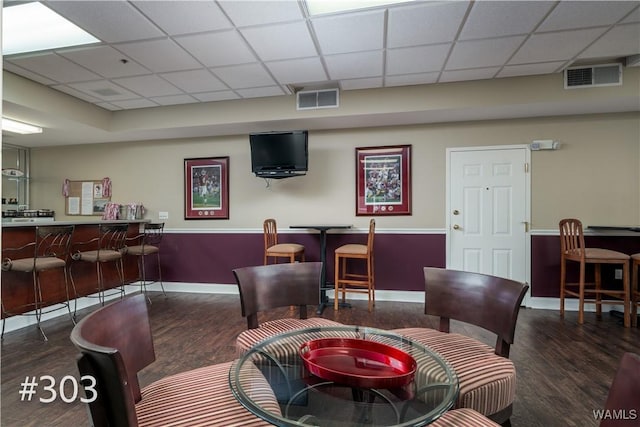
[229,326,459,427]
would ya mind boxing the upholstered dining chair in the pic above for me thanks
[393,267,529,426]
[599,352,640,427]
[70,294,279,427]
[1,225,76,340]
[559,218,631,327]
[71,223,129,306]
[233,262,342,353]
[631,253,640,327]
[125,222,167,302]
[334,218,375,311]
[263,218,305,264]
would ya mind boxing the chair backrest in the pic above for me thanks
[559,218,585,259]
[36,225,75,260]
[143,222,164,246]
[424,267,529,358]
[70,294,155,427]
[600,352,640,427]
[263,218,278,250]
[366,218,376,253]
[233,262,323,329]
[99,223,129,252]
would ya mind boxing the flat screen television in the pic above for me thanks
[249,130,308,179]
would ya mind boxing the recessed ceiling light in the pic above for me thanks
[306,0,415,15]
[2,118,43,135]
[2,2,100,55]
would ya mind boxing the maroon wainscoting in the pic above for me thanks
[531,234,640,297]
[159,231,446,292]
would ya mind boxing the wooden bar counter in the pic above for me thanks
[1,220,148,318]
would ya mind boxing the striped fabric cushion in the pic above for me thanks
[136,361,278,427]
[236,318,343,354]
[392,327,516,417]
[431,408,500,427]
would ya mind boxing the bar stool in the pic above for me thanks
[125,222,167,302]
[559,218,631,327]
[631,253,640,327]
[71,223,129,305]
[334,219,376,312]
[1,225,76,340]
[263,218,305,264]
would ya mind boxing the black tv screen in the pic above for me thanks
[250,131,308,178]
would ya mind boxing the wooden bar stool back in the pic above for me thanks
[334,218,375,312]
[559,218,631,327]
[263,218,305,264]
[1,225,76,340]
[631,253,640,327]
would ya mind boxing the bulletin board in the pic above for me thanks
[64,180,111,216]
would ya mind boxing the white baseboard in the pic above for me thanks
[2,282,596,334]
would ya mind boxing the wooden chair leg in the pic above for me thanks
[578,262,585,324]
[622,262,630,328]
[560,258,566,319]
[595,264,602,318]
[633,261,639,328]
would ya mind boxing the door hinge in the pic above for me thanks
[524,163,529,173]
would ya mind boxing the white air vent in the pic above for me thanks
[564,64,622,89]
[296,88,339,110]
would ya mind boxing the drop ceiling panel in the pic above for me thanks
[66,81,140,101]
[538,1,638,32]
[131,1,232,35]
[212,63,276,89]
[386,44,451,75]
[218,0,304,27]
[440,67,501,83]
[497,61,566,78]
[175,31,257,67]
[151,94,198,106]
[115,39,202,73]
[447,36,526,70]
[312,10,385,55]
[460,1,554,40]
[8,53,101,83]
[509,28,609,64]
[111,98,158,109]
[340,77,383,90]
[113,75,183,97]
[240,21,318,61]
[387,1,469,48]
[160,69,228,93]
[59,46,149,78]
[235,86,286,99]
[578,23,640,59]
[265,57,328,85]
[324,51,384,80]
[192,91,240,102]
[385,72,439,87]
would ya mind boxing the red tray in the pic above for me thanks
[299,338,417,389]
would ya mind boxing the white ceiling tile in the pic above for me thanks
[510,28,609,64]
[8,53,101,83]
[578,23,640,60]
[111,98,159,109]
[95,102,122,111]
[66,81,140,101]
[241,21,317,61]
[340,77,383,90]
[312,10,385,55]
[218,0,304,27]
[497,62,566,78]
[160,70,228,93]
[266,57,328,85]
[113,75,183,97]
[440,67,501,83]
[151,95,199,106]
[621,6,640,23]
[324,51,383,80]
[387,2,469,48]
[236,86,286,98]
[387,44,451,75]
[3,62,57,85]
[50,84,102,103]
[132,1,232,35]
[385,73,439,87]
[447,36,526,70]
[59,46,149,78]
[46,1,164,43]
[538,1,638,32]
[115,39,201,73]
[192,91,241,102]
[460,1,554,40]
[212,64,276,89]
[175,31,257,67]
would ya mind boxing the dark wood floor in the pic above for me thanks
[1,292,638,427]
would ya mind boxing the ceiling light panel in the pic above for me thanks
[2,2,99,55]
[2,118,43,134]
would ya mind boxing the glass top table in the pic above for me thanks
[229,326,459,427]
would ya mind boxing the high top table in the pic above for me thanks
[230,325,459,427]
[290,224,352,314]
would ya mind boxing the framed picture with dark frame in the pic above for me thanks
[184,156,229,220]
[356,145,411,216]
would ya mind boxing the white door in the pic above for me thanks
[447,146,530,287]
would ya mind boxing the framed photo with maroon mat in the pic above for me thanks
[184,156,229,219]
[356,145,411,216]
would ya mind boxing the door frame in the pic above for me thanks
[445,145,532,305]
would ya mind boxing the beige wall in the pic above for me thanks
[30,111,639,230]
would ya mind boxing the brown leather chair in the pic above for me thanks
[393,267,529,425]
[233,262,342,353]
[125,222,167,302]
[263,218,305,264]
[1,225,76,340]
[70,294,279,427]
[334,218,375,311]
[631,253,640,327]
[599,352,640,427]
[559,218,631,327]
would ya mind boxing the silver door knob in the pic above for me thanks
[453,224,460,230]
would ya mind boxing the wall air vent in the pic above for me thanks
[296,88,339,110]
[564,64,622,89]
